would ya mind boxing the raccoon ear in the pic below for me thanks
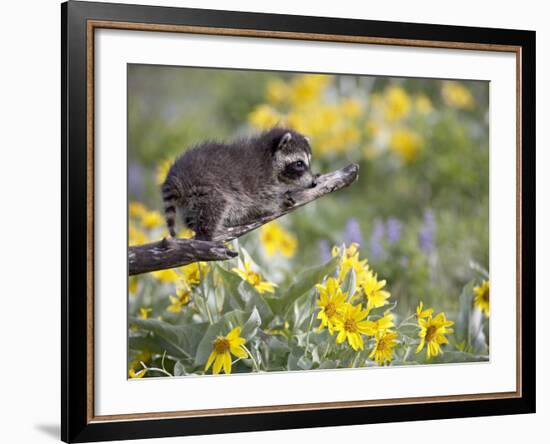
[274,132,292,153]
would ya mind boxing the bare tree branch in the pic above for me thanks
[129,163,359,275]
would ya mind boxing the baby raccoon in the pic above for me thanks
[161,127,318,241]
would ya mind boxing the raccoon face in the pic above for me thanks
[272,131,318,189]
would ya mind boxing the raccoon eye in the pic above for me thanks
[294,160,305,170]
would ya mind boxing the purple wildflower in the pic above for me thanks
[319,240,332,263]
[344,218,363,246]
[370,219,385,260]
[386,218,402,244]
[418,209,436,254]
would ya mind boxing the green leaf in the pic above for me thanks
[287,345,310,371]
[318,360,338,369]
[238,281,274,323]
[455,280,476,346]
[276,255,339,316]
[341,267,356,300]
[215,264,245,311]
[398,323,419,339]
[292,293,317,331]
[241,307,262,341]
[173,361,187,376]
[131,318,208,360]
[368,300,397,318]
[128,334,187,359]
[266,336,290,354]
[432,350,489,364]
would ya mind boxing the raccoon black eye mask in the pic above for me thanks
[161,127,320,241]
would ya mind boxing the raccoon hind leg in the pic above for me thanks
[193,196,227,241]
[161,179,180,238]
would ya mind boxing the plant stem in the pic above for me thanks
[241,344,261,372]
[351,352,362,368]
[198,263,214,324]
[397,313,416,328]
[144,367,173,377]
[322,339,332,360]
[304,312,315,358]
[403,345,411,362]
[140,361,173,377]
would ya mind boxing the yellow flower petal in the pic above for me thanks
[227,327,241,340]
[222,351,232,374]
[213,354,224,375]
[230,345,248,359]
[205,351,216,372]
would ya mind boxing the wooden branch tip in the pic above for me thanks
[129,163,359,275]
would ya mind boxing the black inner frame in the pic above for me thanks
[62,1,536,442]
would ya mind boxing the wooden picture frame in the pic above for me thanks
[62,1,535,442]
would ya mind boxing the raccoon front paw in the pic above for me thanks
[283,190,296,208]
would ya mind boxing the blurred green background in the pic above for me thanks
[128,64,489,319]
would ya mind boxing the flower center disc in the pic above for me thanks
[377,337,389,351]
[344,318,358,333]
[247,271,261,286]
[213,337,230,354]
[425,325,437,342]
[325,302,336,317]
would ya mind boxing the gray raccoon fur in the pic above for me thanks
[161,127,318,240]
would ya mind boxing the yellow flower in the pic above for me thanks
[279,233,298,257]
[156,158,173,185]
[286,111,309,134]
[416,301,433,320]
[383,86,411,122]
[205,326,248,375]
[369,330,398,365]
[142,210,163,230]
[128,368,147,378]
[416,312,455,359]
[340,98,363,118]
[138,307,152,320]
[151,268,179,284]
[358,271,391,309]
[473,280,490,317]
[333,303,372,351]
[289,74,332,107]
[128,351,151,378]
[259,221,298,258]
[129,222,147,246]
[337,125,360,146]
[182,262,209,286]
[364,311,395,336]
[166,282,192,313]
[415,94,433,114]
[266,78,289,104]
[333,243,368,283]
[232,261,277,294]
[129,276,139,295]
[249,104,282,130]
[315,277,347,334]
[441,81,475,110]
[129,202,147,219]
[178,228,195,239]
[389,128,423,163]
[167,296,185,313]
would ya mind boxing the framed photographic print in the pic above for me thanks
[61,1,536,442]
